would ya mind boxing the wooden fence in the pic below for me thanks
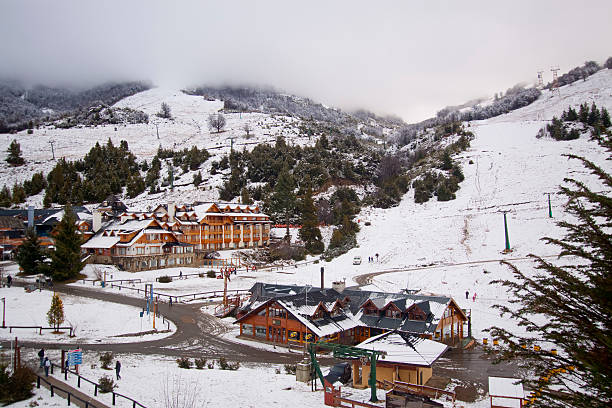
[53,362,148,407]
[37,374,102,408]
[7,325,74,336]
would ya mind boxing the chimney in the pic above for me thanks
[93,210,102,233]
[332,280,346,293]
[320,267,324,289]
[168,202,176,222]
[27,206,34,229]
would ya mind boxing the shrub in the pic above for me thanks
[98,375,116,393]
[284,364,297,375]
[176,357,191,369]
[0,365,36,404]
[158,275,172,283]
[207,362,214,369]
[217,357,240,371]
[206,270,216,278]
[99,352,113,370]
[194,358,206,369]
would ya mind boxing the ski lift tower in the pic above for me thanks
[550,67,560,96]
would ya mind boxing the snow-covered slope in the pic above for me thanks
[272,69,612,339]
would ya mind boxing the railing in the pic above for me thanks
[37,374,102,408]
[53,362,148,407]
[108,283,249,303]
[155,272,202,282]
[334,396,382,408]
[6,325,74,336]
[383,380,456,402]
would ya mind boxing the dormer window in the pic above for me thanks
[385,309,401,319]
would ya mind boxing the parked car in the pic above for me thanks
[324,362,352,385]
[353,256,362,265]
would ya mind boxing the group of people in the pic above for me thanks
[465,290,477,302]
[37,348,122,380]
[367,253,380,263]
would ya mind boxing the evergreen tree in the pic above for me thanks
[600,107,611,128]
[11,183,26,204]
[126,173,145,198]
[270,164,296,241]
[0,186,11,207]
[241,187,253,205]
[440,150,453,170]
[5,140,24,166]
[488,134,612,407]
[50,204,83,281]
[47,293,65,331]
[157,102,172,119]
[193,171,203,186]
[565,107,578,122]
[298,186,324,254]
[578,103,589,124]
[588,102,601,126]
[16,228,45,275]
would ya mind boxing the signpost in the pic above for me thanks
[68,348,82,374]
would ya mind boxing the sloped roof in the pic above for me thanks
[81,235,120,249]
[0,216,25,230]
[355,330,448,367]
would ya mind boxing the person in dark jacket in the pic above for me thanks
[38,348,45,368]
[6,275,12,288]
[115,360,121,380]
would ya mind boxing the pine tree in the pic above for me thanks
[11,183,26,204]
[588,102,601,126]
[601,107,611,128]
[6,139,25,166]
[241,187,253,205]
[157,102,172,119]
[440,150,453,170]
[566,107,578,122]
[0,186,11,207]
[578,103,589,124]
[299,186,324,254]
[193,171,203,186]
[16,228,46,275]
[47,293,65,331]
[50,204,84,281]
[488,134,612,407]
[270,164,296,241]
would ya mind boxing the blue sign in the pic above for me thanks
[68,349,82,366]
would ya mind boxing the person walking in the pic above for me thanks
[169,297,173,307]
[6,275,12,288]
[375,253,379,262]
[115,360,121,380]
[44,357,50,377]
[65,358,69,377]
[38,348,45,368]
[179,271,183,280]
[465,290,469,300]
[472,292,477,302]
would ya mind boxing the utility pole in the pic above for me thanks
[48,140,55,160]
[545,193,553,218]
[501,210,511,252]
[1,297,5,328]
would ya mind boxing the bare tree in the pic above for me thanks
[161,372,200,408]
[208,113,226,133]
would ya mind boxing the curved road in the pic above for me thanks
[2,282,300,364]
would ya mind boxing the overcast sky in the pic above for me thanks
[1,1,611,122]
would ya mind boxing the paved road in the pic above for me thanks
[2,282,301,364]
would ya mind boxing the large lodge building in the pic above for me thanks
[82,201,271,271]
[236,283,468,347]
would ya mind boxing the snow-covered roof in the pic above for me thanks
[355,331,447,367]
[81,235,120,249]
[488,377,524,408]
[277,298,361,338]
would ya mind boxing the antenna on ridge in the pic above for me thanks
[550,67,560,96]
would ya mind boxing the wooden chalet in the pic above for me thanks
[237,283,469,346]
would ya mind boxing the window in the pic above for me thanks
[136,247,145,255]
[255,326,266,338]
[242,324,253,335]
[150,246,160,254]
